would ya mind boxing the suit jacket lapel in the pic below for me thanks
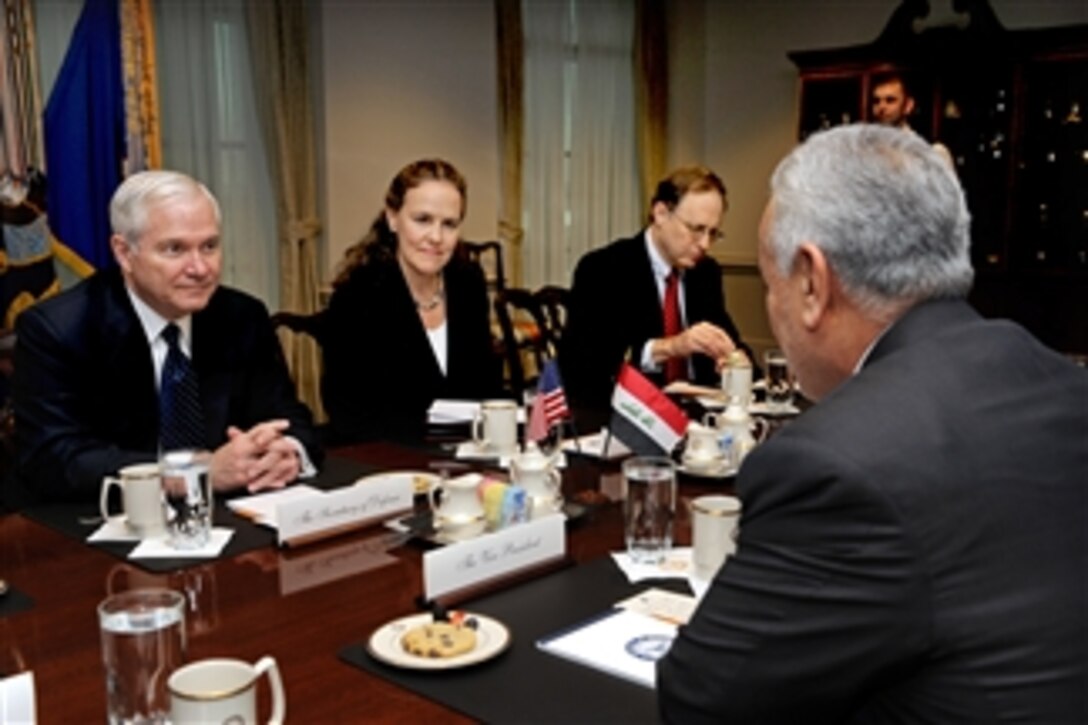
[192,298,230,444]
[101,275,160,441]
[390,264,444,385]
[632,235,666,339]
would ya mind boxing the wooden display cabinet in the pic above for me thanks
[789,1,1088,355]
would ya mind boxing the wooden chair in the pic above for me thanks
[459,240,506,295]
[270,310,328,347]
[493,287,551,399]
[533,285,570,355]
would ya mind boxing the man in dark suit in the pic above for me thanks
[560,166,752,429]
[658,125,1087,722]
[12,170,321,504]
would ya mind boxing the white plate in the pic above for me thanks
[678,460,737,479]
[367,612,511,670]
[354,470,440,495]
[748,402,801,417]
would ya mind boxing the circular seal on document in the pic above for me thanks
[625,634,674,662]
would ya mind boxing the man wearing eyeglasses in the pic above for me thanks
[561,165,754,428]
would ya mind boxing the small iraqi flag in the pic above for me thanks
[608,363,689,456]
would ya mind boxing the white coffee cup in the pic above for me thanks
[429,473,487,540]
[472,400,518,454]
[691,495,741,580]
[99,463,166,536]
[169,656,285,725]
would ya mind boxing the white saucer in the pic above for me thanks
[367,612,510,670]
[748,402,801,417]
[695,397,800,417]
[679,458,737,479]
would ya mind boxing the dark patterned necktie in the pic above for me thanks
[662,269,686,383]
[159,323,206,450]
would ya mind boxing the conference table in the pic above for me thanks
[0,439,736,722]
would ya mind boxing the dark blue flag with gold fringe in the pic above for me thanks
[43,0,125,275]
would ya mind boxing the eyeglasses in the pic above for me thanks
[671,211,725,244]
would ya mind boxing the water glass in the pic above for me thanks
[160,450,212,549]
[763,349,794,409]
[98,588,187,725]
[622,456,677,564]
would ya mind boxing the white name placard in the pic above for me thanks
[423,514,566,601]
[276,476,413,546]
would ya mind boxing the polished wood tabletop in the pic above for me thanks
[0,441,730,722]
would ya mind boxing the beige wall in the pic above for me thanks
[320,0,500,279]
[318,0,1086,355]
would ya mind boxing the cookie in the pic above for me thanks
[401,621,477,658]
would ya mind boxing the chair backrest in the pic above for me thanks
[459,240,506,294]
[533,285,570,354]
[493,287,550,399]
[270,310,328,347]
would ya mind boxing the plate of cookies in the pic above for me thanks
[367,610,510,669]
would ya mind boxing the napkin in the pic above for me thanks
[610,550,715,602]
[0,671,35,723]
[454,441,513,463]
[87,516,142,543]
[611,548,693,583]
[128,528,233,559]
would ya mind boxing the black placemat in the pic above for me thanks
[0,585,34,618]
[339,556,688,723]
[21,455,377,573]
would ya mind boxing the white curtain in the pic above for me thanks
[153,0,278,308]
[521,0,640,290]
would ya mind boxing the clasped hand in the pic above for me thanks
[210,419,300,494]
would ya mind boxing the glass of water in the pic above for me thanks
[98,588,186,725]
[160,449,212,550]
[763,349,795,410]
[622,456,677,564]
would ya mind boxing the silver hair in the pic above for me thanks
[109,170,221,246]
[767,124,973,316]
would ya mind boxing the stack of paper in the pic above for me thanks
[537,607,678,689]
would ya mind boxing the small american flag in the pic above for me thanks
[527,359,570,441]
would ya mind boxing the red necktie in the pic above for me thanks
[662,269,685,383]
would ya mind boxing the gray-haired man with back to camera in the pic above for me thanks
[12,170,322,506]
[657,125,1087,723]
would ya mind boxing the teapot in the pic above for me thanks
[705,402,769,469]
[509,442,562,518]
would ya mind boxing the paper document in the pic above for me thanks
[662,381,723,400]
[227,485,324,527]
[537,607,678,689]
[562,430,631,460]
[428,400,526,425]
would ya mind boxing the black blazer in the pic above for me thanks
[321,254,502,443]
[658,300,1088,723]
[559,232,751,428]
[11,268,321,504]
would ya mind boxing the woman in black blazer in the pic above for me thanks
[322,159,502,442]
